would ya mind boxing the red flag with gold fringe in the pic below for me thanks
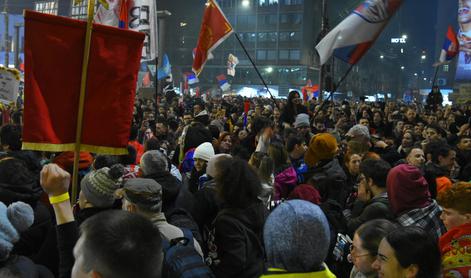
[22,10,145,154]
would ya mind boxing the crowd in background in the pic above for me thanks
[0,88,470,278]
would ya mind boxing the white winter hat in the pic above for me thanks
[193,142,215,162]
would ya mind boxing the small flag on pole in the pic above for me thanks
[157,54,172,80]
[315,0,403,65]
[227,53,239,77]
[186,72,199,85]
[192,0,234,76]
[216,74,231,91]
[118,0,129,29]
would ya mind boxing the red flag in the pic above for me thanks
[192,0,233,76]
[23,10,145,154]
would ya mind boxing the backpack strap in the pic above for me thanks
[181,228,194,246]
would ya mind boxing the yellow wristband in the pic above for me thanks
[49,192,70,204]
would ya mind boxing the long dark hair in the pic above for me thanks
[356,219,396,256]
[284,91,301,123]
[215,157,262,209]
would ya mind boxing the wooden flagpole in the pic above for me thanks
[71,0,96,204]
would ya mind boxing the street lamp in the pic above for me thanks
[414,73,418,76]
[242,0,250,7]
[421,55,426,60]
[401,66,405,70]
[266,67,273,73]
[380,55,384,59]
[402,34,408,39]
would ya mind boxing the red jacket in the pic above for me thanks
[439,222,471,277]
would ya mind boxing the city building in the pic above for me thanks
[160,0,321,97]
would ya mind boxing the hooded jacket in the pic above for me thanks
[274,166,298,201]
[210,201,268,278]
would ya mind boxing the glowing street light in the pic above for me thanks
[401,66,405,70]
[421,55,426,60]
[242,0,250,7]
[414,73,418,76]
[380,55,384,59]
[402,34,408,39]
[266,67,273,73]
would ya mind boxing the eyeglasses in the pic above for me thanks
[349,245,371,258]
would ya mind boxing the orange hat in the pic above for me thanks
[304,133,338,167]
[436,176,453,194]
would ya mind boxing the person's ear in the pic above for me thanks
[404,264,419,278]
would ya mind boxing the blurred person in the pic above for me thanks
[286,135,308,183]
[372,226,441,278]
[189,142,215,194]
[268,143,297,201]
[261,200,335,277]
[280,91,307,128]
[387,164,446,238]
[218,132,233,154]
[208,158,268,277]
[424,142,456,198]
[437,182,471,277]
[346,159,394,235]
[349,219,396,278]
[405,148,426,168]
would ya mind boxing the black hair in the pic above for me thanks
[94,155,119,170]
[144,137,160,152]
[119,145,137,165]
[215,157,262,208]
[155,116,168,126]
[129,125,139,141]
[268,142,290,174]
[286,135,304,153]
[425,141,453,164]
[360,159,391,188]
[252,116,273,135]
[80,210,163,278]
[425,124,447,138]
[0,125,22,151]
[208,125,220,139]
[385,226,441,278]
[356,219,396,256]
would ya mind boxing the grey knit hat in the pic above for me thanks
[0,201,34,261]
[346,124,370,140]
[263,200,330,272]
[294,113,310,128]
[81,165,124,208]
[140,150,168,175]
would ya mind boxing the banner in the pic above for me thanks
[192,0,234,76]
[227,53,239,77]
[457,0,471,81]
[0,67,20,103]
[23,10,145,154]
[315,0,403,65]
[94,0,157,61]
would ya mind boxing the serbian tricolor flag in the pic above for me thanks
[438,26,459,63]
[315,0,403,65]
[216,74,231,91]
[192,0,234,76]
[22,10,144,154]
[118,0,129,29]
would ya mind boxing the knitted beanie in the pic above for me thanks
[140,150,169,175]
[294,113,310,128]
[193,142,215,162]
[0,201,34,261]
[264,200,330,272]
[81,165,124,208]
[346,124,370,140]
[288,184,321,205]
[304,133,338,167]
[387,164,431,216]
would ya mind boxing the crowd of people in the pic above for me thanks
[0,88,470,278]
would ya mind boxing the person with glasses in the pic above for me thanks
[348,219,396,278]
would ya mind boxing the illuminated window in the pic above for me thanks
[443,65,449,72]
[34,1,58,15]
[70,0,100,20]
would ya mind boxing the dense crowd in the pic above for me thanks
[0,88,470,278]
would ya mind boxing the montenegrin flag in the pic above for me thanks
[192,0,233,76]
[315,0,403,65]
